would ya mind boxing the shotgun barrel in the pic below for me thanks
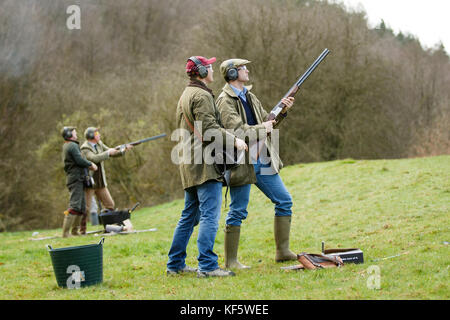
[268,48,330,120]
[115,133,167,151]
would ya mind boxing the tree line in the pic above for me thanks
[0,0,448,231]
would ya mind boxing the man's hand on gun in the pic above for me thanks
[89,163,98,171]
[108,148,120,156]
[262,97,295,134]
[262,120,276,133]
[110,144,132,156]
[280,97,295,114]
[234,138,248,151]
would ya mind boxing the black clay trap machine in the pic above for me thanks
[99,202,141,233]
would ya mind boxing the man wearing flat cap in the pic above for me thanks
[78,127,132,234]
[216,58,297,269]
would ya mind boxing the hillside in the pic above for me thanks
[2,0,449,231]
[0,156,448,299]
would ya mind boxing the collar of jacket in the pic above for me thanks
[65,140,79,144]
[81,140,97,151]
[88,141,97,148]
[187,79,214,97]
[222,83,253,98]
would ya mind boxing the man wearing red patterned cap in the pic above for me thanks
[167,56,247,278]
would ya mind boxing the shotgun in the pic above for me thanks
[115,133,166,152]
[267,48,330,121]
[256,49,330,160]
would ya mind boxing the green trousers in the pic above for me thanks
[67,181,86,214]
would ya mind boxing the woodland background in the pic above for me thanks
[1,0,449,231]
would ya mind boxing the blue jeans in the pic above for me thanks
[167,180,222,272]
[225,184,251,226]
[254,161,293,217]
[226,161,293,226]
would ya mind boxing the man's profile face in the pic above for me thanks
[71,129,78,141]
[237,65,249,82]
[205,64,214,83]
[94,131,101,143]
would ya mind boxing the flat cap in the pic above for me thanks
[220,58,251,78]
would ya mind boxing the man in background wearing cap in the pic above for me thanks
[216,58,297,269]
[167,56,247,278]
[61,127,98,237]
[79,127,132,235]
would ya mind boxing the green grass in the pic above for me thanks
[1,156,449,299]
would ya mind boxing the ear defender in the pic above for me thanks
[188,56,209,79]
[62,127,73,140]
[84,127,97,140]
[226,63,238,81]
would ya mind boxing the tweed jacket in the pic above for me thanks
[216,83,285,186]
[80,140,122,189]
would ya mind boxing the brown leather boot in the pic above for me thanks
[79,212,88,235]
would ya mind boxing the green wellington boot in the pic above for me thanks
[224,225,251,270]
[62,213,76,238]
[70,214,82,236]
[274,216,298,262]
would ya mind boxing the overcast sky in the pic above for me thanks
[336,0,450,52]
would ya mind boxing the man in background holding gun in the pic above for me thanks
[216,59,297,270]
[78,127,133,235]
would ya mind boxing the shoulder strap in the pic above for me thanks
[182,112,203,142]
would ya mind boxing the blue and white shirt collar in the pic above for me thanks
[229,84,248,102]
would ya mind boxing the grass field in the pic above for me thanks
[0,156,449,300]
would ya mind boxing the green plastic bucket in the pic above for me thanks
[47,238,105,288]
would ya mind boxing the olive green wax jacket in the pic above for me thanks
[176,80,233,190]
